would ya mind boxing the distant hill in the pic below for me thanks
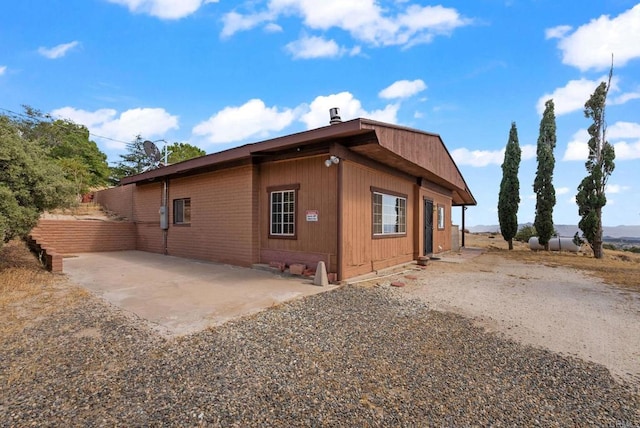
[467,223,640,239]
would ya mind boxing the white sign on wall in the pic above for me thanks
[306,210,318,222]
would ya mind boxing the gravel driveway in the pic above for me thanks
[1,251,639,426]
[390,251,640,386]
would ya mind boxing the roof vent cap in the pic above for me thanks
[329,107,342,125]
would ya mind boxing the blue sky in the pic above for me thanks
[1,0,639,227]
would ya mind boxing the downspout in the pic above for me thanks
[163,178,169,255]
[337,159,343,282]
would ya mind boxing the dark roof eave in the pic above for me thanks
[120,119,366,185]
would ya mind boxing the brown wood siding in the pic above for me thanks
[259,156,338,272]
[368,124,466,190]
[166,165,255,266]
[133,182,164,254]
[341,161,415,279]
[419,186,453,256]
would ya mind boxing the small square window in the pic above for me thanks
[173,198,191,224]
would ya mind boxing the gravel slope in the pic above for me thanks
[1,283,638,427]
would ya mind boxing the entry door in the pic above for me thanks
[424,199,433,255]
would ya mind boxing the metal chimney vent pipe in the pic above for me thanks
[329,107,342,125]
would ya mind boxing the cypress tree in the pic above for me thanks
[498,122,522,250]
[534,99,557,250]
[576,65,615,259]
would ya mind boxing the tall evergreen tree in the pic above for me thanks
[576,66,615,259]
[163,142,205,164]
[498,122,522,250]
[110,136,154,183]
[533,99,557,250]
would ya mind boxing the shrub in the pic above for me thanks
[514,225,537,242]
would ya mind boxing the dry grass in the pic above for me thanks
[465,233,640,291]
[0,240,87,336]
[0,240,54,302]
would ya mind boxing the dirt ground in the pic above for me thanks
[390,235,640,386]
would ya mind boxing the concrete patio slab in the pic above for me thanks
[63,251,335,336]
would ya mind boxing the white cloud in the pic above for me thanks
[0,65,6,75]
[51,106,179,149]
[545,25,572,40]
[106,0,213,19]
[549,4,640,71]
[611,91,640,105]
[608,121,640,140]
[521,144,536,160]
[562,128,589,161]
[51,107,118,128]
[451,143,535,167]
[285,35,350,59]
[606,184,630,194]
[264,22,283,33]
[221,11,274,38]
[299,91,399,129]
[222,1,471,48]
[38,41,80,59]
[536,75,616,116]
[379,79,426,99]
[613,140,640,160]
[450,148,504,167]
[192,99,295,144]
[556,187,570,195]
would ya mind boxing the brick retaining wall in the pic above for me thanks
[32,220,136,254]
[94,185,134,220]
[29,220,136,272]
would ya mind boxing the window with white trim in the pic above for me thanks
[173,198,191,224]
[373,191,407,235]
[270,189,296,236]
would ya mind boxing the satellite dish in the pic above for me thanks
[143,140,162,163]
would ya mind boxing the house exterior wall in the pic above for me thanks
[93,144,458,280]
[340,161,416,279]
[418,184,453,257]
[133,182,164,254]
[365,124,467,189]
[94,184,134,220]
[165,165,256,266]
[259,156,339,273]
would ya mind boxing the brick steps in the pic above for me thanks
[26,233,63,273]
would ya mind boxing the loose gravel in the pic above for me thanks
[1,283,639,427]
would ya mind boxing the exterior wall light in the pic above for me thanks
[325,155,340,167]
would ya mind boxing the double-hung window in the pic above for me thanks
[173,198,191,225]
[269,184,299,238]
[372,188,407,236]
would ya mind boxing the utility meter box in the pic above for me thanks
[159,206,168,230]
